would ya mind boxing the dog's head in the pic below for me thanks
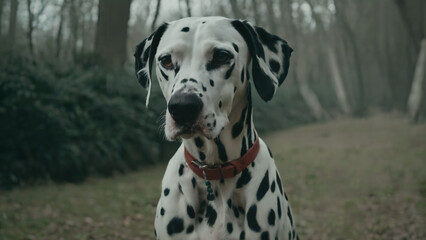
[134,17,292,141]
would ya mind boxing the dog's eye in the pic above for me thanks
[160,55,174,69]
[212,50,232,64]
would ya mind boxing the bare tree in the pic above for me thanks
[185,0,191,17]
[26,0,34,57]
[0,0,4,36]
[55,0,67,58]
[407,39,426,122]
[334,0,366,116]
[230,0,243,19]
[95,0,132,70]
[8,0,18,47]
[151,0,161,31]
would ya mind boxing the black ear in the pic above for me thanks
[231,20,293,102]
[134,23,168,105]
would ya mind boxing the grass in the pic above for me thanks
[1,114,425,240]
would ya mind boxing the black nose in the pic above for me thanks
[168,93,203,125]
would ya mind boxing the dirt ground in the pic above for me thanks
[1,114,425,240]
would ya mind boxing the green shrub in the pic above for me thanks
[0,55,167,188]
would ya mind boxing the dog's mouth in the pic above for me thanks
[165,111,217,141]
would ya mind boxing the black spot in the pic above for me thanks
[277,196,282,219]
[238,206,245,214]
[287,206,293,226]
[251,161,255,167]
[219,101,222,108]
[284,192,289,201]
[232,206,240,218]
[160,207,165,216]
[215,190,219,197]
[187,205,195,218]
[213,120,216,127]
[198,200,206,215]
[234,86,237,92]
[232,105,248,138]
[232,43,239,52]
[189,78,198,83]
[166,217,184,235]
[255,26,279,53]
[147,33,154,41]
[164,188,170,196]
[240,68,245,83]
[194,137,204,148]
[186,224,194,233]
[240,231,245,240]
[142,45,151,63]
[269,59,280,74]
[268,209,276,226]
[181,27,190,32]
[160,69,169,80]
[214,138,228,162]
[198,217,203,223]
[257,170,270,201]
[271,181,276,193]
[181,78,188,83]
[246,86,253,148]
[195,137,204,148]
[225,63,235,79]
[202,21,206,24]
[174,65,180,75]
[247,205,261,232]
[202,84,207,92]
[227,222,233,233]
[205,205,217,226]
[178,183,183,193]
[199,152,206,161]
[268,147,273,158]
[276,171,283,195]
[288,231,292,240]
[154,227,157,236]
[199,93,203,97]
[261,231,270,240]
[227,199,232,208]
[240,137,247,157]
[209,79,214,87]
[236,168,251,188]
[192,177,196,188]
[293,229,296,240]
[178,164,184,176]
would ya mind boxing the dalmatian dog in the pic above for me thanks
[134,17,296,240]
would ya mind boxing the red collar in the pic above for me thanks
[184,138,260,181]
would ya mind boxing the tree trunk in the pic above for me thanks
[95,0,132,70]
[334,1,366,116]
[0,0,4,36]
[26,0,34,57]
[185,0,191,17]
[55,0,66,58]
[230,0,243,19]
[328,46,351,114]
[8,0,18,46]
[297,74,327,120]
[407,39,426,122]
[151,0,161,31]
[265,0,276,32]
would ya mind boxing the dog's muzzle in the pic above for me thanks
[168,93,203,126]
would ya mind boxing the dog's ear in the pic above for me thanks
[134,23,168,107]
[231,20,293,102]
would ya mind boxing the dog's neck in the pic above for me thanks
[183,85,257,166]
